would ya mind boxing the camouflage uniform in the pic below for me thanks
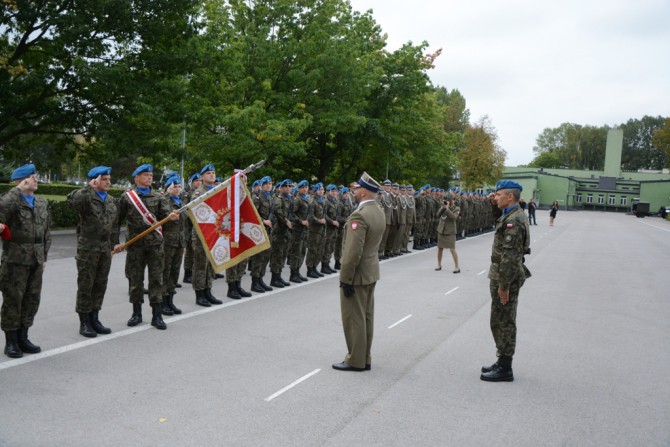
[487,206,531,360]
[162,195,185,296]
[182,188,196,281]
[321,196,339,269]
[251,191,273,280]
[117,187,171,305]
[270,191,292,274]
[0,188,51,332]
[191,185,215,293]
[287,193,310,276]
[66,186,119,314]
[305,197,326,270]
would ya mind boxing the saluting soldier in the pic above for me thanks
[116,164,179,330]
[0,164,51,358]
[191,164,224,306]
[305,183,327,278]
[287,180,311,283]
[481,180,531,382]
[160,175,186,316]
[333,187,353,270]
[269,179,293,288]
[321,184,340,274]
[332,172,385,372]
[182,173,201,284]
[66,166,119,338]
[251,176,274,293]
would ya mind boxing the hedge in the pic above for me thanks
[0,183,126,198]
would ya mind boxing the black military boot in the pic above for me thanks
[4,330,22,358]
[90,310,112,334]
[333,260,341,270]
[280,275,291,286]
[204,288,223,305]
[160,295,174,316]
[481,360,499,373]
[480,356,513,382]
[258,277,273,291]
[17,326,41,354]
[307,267,320,278]
[150,303,167,330]
[167,293,182,315]
[251,277,266,293]
[78,312,97,338]
[127,303,142,326]
[321,262,334,274]
[289,270,303,283]
[227,282,242,300]
[270,273,285,288]
[183,269,192,284]
[236,281,252,298]
[195,289,211,307]
[215,272,225,279]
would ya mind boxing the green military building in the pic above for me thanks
[500,129,670,212]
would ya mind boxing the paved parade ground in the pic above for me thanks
[0,211,669,446]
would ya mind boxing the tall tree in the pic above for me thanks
[652,117,670,168]
[620,115,668,170]
[458,116,505,189]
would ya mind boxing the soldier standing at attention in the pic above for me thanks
[116,164,179,330]
[182,173,201,284]
[321,184,340,274]
[287,180,311,283]
[160,175,186,316]
[481,180,531,382]
[377,180,393,259]
[333,172,385,372]
[67,166,119,338]
[251,176,274,293]
[269,179,293,288]
[333,187,352,270]
[305,183,326,278]
[190,164,224,306]
[0,164,51,358]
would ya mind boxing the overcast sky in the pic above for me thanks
[347,0,670,166]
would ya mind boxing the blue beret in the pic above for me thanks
[276,180,285,187]
[87,166,111,179]
[260,176,272,185]
[200,163,215,175]
[312,182,324,192]
[495,180,523,192]
[165,176,181,188]
[132,164,153,177]
[11,164,36,181]
[284,178,294,186]
[189,173,201,183]
[215,177,222,183]
[297,179,309,188]
[326,183,337,191]
[340,187,349,194]
[252,180,260,188]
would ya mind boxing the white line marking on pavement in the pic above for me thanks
[637,220,670,232]
[445,287,459,295]
[388,314,412,329]
[478,270,487,276]
[265,369,321,402]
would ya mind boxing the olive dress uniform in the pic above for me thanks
[336,197,385,370]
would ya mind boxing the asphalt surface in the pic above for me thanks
[0,212,668,446]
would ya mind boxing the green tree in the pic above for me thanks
[620,115,668,170]
[458,116,505,189]
[652,117,670,168]
[528,151,562,169]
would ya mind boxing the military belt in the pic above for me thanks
[81,234,111,242]
[8,236,44,244]
[491,255,501,263]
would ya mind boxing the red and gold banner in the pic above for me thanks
[186,173,270,272]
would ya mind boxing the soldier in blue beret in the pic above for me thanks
[67,166,118,338]
[480,179,531,382]
[160,176,187,316]
[182,173,202,285]
[116,164,179,330]
[268,178,294,288]
[250,176,274,294]
[305,182,326,278]
[287,179,311,283]
[0,164,50,357]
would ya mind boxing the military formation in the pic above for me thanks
[0,163,503,360]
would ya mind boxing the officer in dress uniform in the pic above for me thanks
[160,175,186,315]
[0,164,51,358]
[67,166,119,338]
[115,164,179,330]
[481,180,531,382]
[377,180,394,259]
[333,172,385,372]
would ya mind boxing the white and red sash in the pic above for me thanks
[126,189,162,236]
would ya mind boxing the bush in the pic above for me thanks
[48,200,79,228]
[0,183,126,197]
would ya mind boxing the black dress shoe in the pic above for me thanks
[332,362,365,372]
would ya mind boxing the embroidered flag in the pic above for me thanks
[186,173,270,272]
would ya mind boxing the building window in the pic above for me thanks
[575,194,582,203]
[586,194,593,204]
[597,195,604,204]
[608,196,616,205]
[620,197,627,206]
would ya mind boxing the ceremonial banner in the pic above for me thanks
[186,173,270,272]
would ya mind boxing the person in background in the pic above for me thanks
[527,199,537,225]
[549,200,559,226]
